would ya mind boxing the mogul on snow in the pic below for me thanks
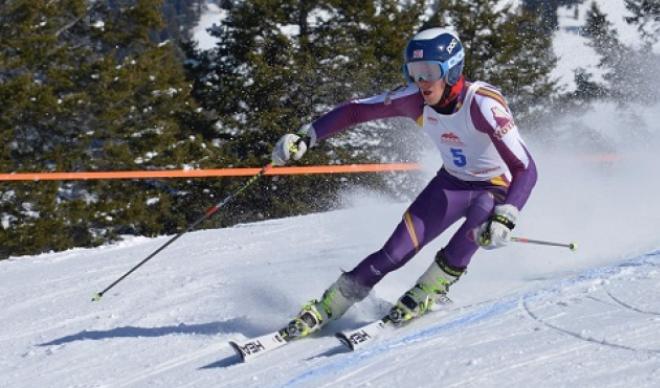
[272,28,537,337]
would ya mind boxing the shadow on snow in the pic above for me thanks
[38,316,262,346]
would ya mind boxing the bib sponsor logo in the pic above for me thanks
[440,132,464,145]
[491,106,515,140]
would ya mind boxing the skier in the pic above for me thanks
[272,28,537,337]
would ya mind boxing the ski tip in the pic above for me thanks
[228,341,247,363]
[334,332,355,351]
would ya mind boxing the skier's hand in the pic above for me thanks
[271,124,317,166]
[272,134,306,166]
[475,204,519,250]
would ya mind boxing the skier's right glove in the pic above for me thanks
[271,124,317,166]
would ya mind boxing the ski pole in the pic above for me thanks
[511,236,578,251]
[92,163,273,302]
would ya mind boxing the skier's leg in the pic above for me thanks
[287,175,469,337]
[285,272,369,338]
[389,191,496,323]
[347,179,470,288]
[442,190,497,268]
[388,251,464,324]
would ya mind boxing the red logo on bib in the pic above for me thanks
[441,132,464,145]
[491,106,515,140]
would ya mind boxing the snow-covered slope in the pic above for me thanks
[1,152,659,388]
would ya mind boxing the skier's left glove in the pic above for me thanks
[475,204,519,250]
[271,124,317,166]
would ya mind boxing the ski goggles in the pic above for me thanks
[404,50,465,83]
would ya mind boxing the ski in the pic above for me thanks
[231,296,455,360]
[336,295,454,351]
[229,329,290,362]
[229,305,327,362]
[335,318,392,351]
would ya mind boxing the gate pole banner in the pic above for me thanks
[0,163,422,181]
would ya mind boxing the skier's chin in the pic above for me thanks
[422,91,441,105]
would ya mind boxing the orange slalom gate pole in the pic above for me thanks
[0,163,421,181]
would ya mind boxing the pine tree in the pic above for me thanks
[0,1,223,259]
[161,0,207,41]
[0,0,96,258]
[186,0,428,221]
[523,0,586,32]
[583,1,659,103]
[624,0,660,45]
[69,0,230,238]
[576,2,618,100]
[572,67,608,102]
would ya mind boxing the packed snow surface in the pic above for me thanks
[1,139,659,386]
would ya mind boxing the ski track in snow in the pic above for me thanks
[604,285,660,316]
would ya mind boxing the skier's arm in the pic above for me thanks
[312,84,425,141]
[470,90,537,210]
[273,84,424,165]
[470,88,537,250]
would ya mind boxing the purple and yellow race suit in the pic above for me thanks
[311,81,537,287]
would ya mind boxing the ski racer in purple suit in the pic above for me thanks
[272,28,537,337]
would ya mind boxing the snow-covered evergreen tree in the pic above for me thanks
[582,1,660,103]
[624,0,660,45]
[0,0,222,258]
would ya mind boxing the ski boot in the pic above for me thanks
[285,273,370,339]
[388,251,464,325]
